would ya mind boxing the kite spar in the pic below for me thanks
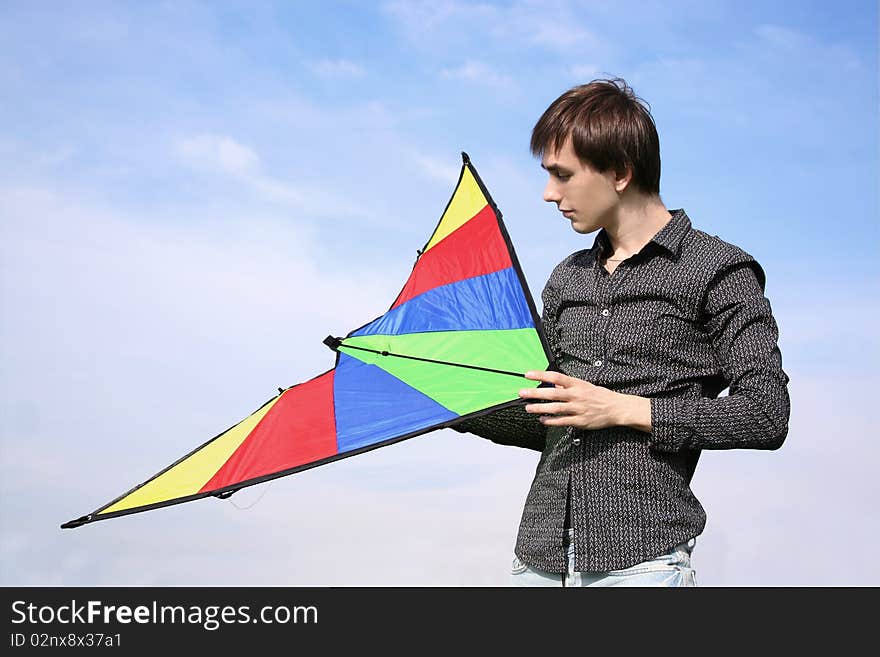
[62,153,555,529]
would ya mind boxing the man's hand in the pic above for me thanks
[519,370,652,432]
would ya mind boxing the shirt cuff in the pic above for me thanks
[649,397,689,452]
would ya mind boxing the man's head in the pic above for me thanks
[531,78,662,233]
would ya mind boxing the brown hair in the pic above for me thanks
[530,78,661,195]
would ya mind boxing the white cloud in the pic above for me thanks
[411,152,461,185]
[309,59,366,77]
[440,61,513,89]
[755,23,861,69]
[754,24,808,50]
[175,133,302,206]
[177,133,260,176]
[0,181,415,585]
[529,22,594,50]
[33,145,78,169]
[383,0,497,34]
[772,281,879,350]
[569,64,601,80]
[633,23,868,133]
[383,0,601,54]
[691,373,880,585]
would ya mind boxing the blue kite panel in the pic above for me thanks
[352,267,532,337]
[333,353,458,453]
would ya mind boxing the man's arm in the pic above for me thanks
[450,402,547,452]
[643,254,790,451]
[520,253,790,452]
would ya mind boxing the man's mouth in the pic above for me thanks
[561,209,574,218]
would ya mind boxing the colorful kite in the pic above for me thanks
[62,153,554,529]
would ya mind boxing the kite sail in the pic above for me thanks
[62,153,555,529]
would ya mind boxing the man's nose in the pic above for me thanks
[543,180,560,204]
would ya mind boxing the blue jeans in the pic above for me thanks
[510,529,697,587]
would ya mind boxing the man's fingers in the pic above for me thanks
[538,415,576,426]
[524,402,572,416]
[519,386,570,401]
[524,370,574,387]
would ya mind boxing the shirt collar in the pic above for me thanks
[592,208,691,258]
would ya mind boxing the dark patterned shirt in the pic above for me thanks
[454,208,790,572]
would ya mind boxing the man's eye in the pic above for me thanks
[556,174,571,181]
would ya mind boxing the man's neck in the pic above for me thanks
[603,193,672,259]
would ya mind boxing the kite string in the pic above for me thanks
[225,482,273,510]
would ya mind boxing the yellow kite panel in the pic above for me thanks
[424,167,488,252]
[99,397,281,514]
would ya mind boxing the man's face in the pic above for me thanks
[540,136,621,234]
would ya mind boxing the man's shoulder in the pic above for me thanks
[682,226,765,289]
[541,248,591,300]
[680,219,758,264]
[548,248,591,276]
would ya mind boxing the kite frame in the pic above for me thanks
[61,152,556,529]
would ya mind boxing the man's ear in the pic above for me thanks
[614,164,633,193]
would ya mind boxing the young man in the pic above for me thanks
[455,78,790,586]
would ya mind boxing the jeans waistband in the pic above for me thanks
[563,528,696,554]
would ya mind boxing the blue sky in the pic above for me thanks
[1,1,877,585]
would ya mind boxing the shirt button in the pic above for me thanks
[593,359,603,367]
[572,437,581,446]
[600,308,610,317]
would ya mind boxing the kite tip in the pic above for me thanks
[461,151,470,165]
[323,335,342,352]
[61,515,91,529]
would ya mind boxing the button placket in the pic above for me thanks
[593,260,612,374]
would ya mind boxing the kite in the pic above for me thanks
[62,153,555,529]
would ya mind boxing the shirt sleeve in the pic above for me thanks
[649,252,791,452]
[450,401,547,452]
